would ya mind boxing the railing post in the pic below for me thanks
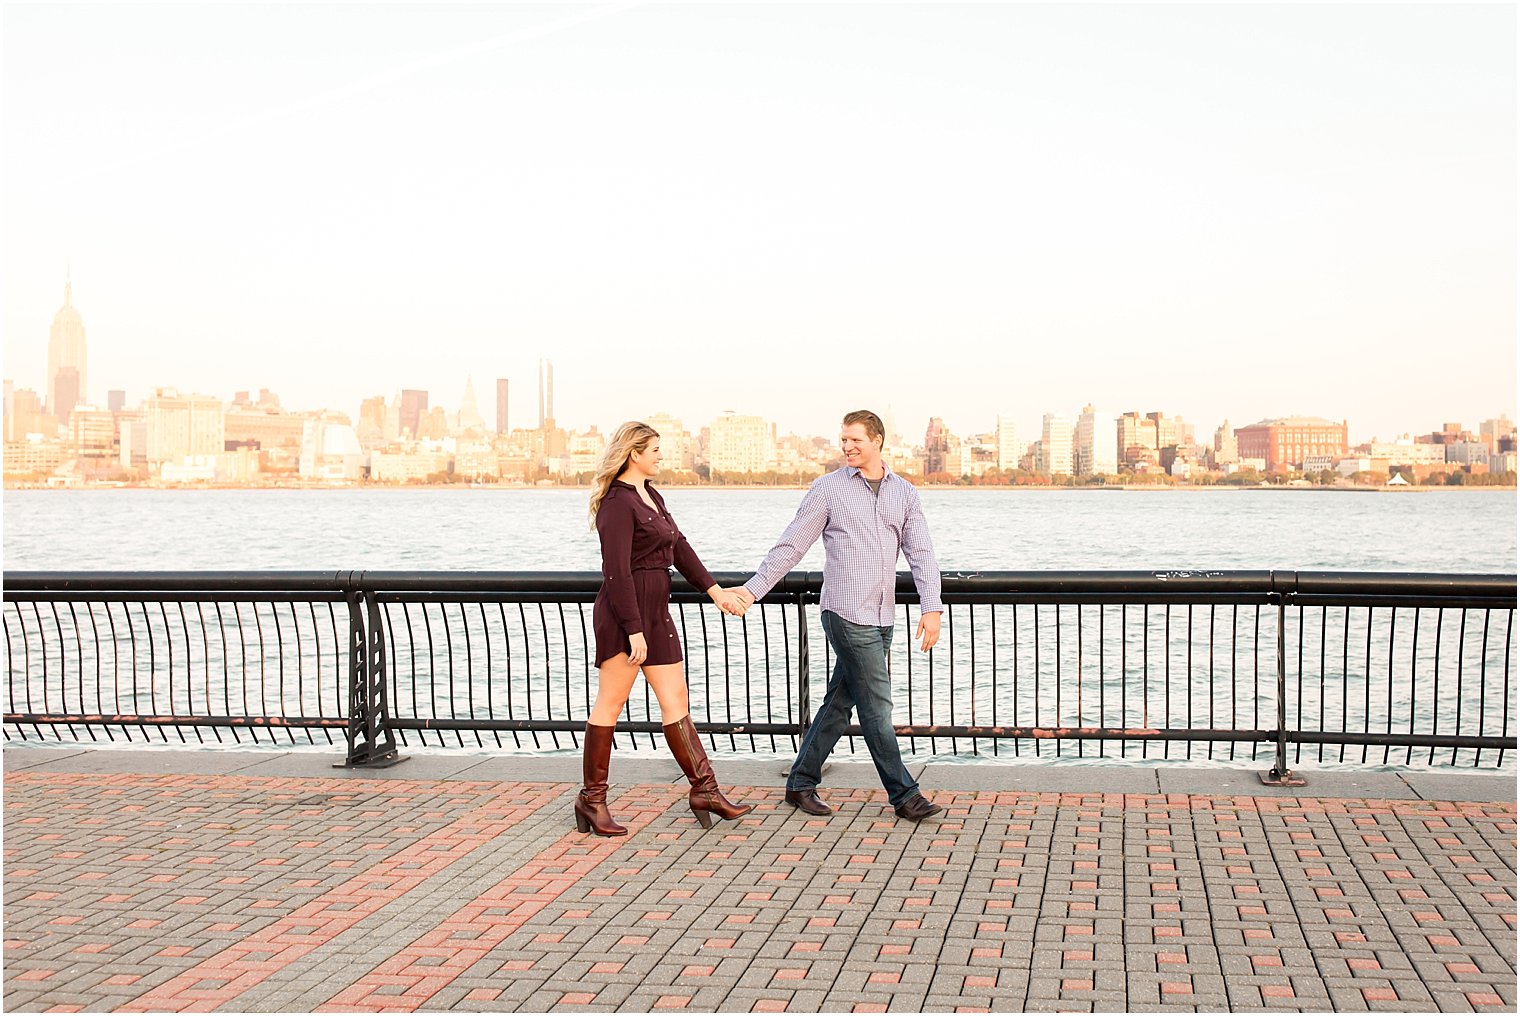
[1261,581,1305,787]
[335,582,407,769]
[797,593,811,740]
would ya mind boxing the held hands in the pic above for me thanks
[708,586,755,618]
[916,611,942,653]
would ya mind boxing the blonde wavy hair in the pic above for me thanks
[588,421,660,528]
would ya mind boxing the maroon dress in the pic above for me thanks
[593,480,718,667]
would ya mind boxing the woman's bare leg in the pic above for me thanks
[589,655,641,726]
[640,663,690,724]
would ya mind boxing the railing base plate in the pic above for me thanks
[334,751,409,770]
[1259,767,1307,787]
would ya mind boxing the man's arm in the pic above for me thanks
[735,480,830,605]
[900,486,944,650]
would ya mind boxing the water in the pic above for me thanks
[4,488,1516,769]
[3,486,1515,573]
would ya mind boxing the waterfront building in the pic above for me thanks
[1075,405,1117,476]
[3,436,68,478]
[645,413,696,472]
[453,440,498,481]
[47,276,87,420]
[1366,436,1448,468]
[145,389,224,471]
[1302,454,1337,475]
[885,446,924,476]
[707,412,774,476]
[1234,416,1349,471]
[496,378,509,435]
[69,407,116,463]
[1447,441,1492,467]
[107,390,125,413]
[1040,414,1075,476]
[298,417,365,481]
[1491,451,1517,474]
[398,389,429,438]
[996,415,1021,471]
[370,450,452,483]
[224,405,307,450]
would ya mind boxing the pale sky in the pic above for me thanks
[2,3,1515,445]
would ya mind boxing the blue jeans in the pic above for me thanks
[788,610,919,808]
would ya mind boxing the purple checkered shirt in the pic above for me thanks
[743,464,943,627]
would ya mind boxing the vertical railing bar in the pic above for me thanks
[1451,609,1467,767]
[1339,606,1349,764]
[462,603,479,749]
[1473,610,1489,768]
[556,602,571,750]
[1228,604,1236,762]
[516,603,540,750]
[1119,604,1126,760]
[288,602,310,745]
[1363,606,1373,765]
[498,602,521,749]
[65,603,95,742]
[1075,604,1083,759]
[483,603,502,749]
[1033,603,1042,759]
[184,608,211,742]
[1163,604,1170,760]
[1407,607,1420,766]
[1185,603,1193,760]
[991,604,1000,758]
[1206,604,1214,761]
[87,603,114,742]
[1429,608,1444,766]
[1384,608,1396,766]
[214,603,239,745]
[1012,603,1020,758]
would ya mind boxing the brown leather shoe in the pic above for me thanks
[784,788,832,816]
[663,715,753,828]
[574,722,627,837]
[893,793,943,822]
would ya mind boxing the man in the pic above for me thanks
[730,410,944,822]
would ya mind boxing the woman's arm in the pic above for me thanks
[596,498,643,637]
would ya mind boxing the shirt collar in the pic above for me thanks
[845,463,894,482]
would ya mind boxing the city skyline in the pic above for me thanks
[3,5,1514,442]
[5,274,1515,450]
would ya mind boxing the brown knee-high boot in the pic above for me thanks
[663,715,754,828]
[574,723,627,836]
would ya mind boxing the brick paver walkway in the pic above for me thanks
[4,760,1515,1012]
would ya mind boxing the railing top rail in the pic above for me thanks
[3,569,1514,602]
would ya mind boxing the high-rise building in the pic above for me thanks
[708,412,775,475]
[1213,420,1239,466]
[457,378,485,433]
[1118,411,1160,469]
[47,275,87,419]
[1480,415,1515,453]
[1040,414,1075,476]
[399,389,428,438]
[144,388,224,467]
[6,388,44,441]
[52,367,81,426]
[1075,405,1117,476]
[924,418,950,474]
[538,359,555,428]
[646,413,696,471]
[70,407,116,461]
[107,390,126,413]
[995,415,1021,471]
[496,378,509,434]
[357,396,389,446]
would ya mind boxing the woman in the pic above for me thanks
[579,421,754,836]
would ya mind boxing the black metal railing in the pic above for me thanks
[4,570,1515,781]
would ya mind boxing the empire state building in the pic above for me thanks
[47,276,87,422]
